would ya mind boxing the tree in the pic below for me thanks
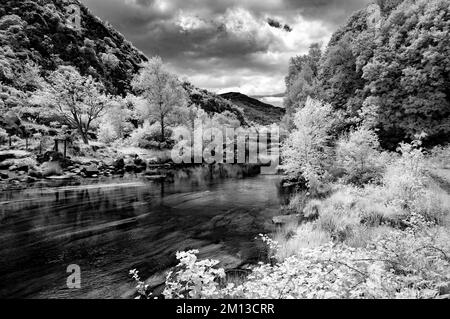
[362,0,450,148]
[281,98,335,183]
[284,43,322,119]
[98,98,134,143]
[132,57,188,142]
[35,66,109,144]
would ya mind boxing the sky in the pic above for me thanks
[81,0,371,105]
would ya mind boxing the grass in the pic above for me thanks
[274,145,450,257]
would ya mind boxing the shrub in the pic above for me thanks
[383,141,427,209]
[336,127,386,185]
[163,250,226,299]
[129,122,174,149]
[156,216,449,299]
[429,145,450,169]
[41,161,62,177]
[98,122,119,144]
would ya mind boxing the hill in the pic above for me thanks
[284,0,450,148]
[0,0,147,95]
[219,92,285,125]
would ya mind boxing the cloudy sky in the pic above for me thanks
[81,0,371,104]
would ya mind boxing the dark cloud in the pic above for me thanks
[267,18,292,32]
[80,0,371,95]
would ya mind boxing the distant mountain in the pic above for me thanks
[220,92,285,125]
[251,93,285,99]
[1,0,147,95]
[183,83,248,126]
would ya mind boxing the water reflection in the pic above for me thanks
[0,166,286,298]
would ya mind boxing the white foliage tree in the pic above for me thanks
[281,97,335,182]
[35,66,109,144]
[131,57,189,142]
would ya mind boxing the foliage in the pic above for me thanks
[220,92,284,126]
[129,269,152,299]
[132,57,189,143]
[34,66,110,144]
[1,0,146,95]
[284,44,322,119]
[158,220,449,299]
[98,99,134,143]
[286,0,450,148]
[281,97,335,186]
[183,82,247,126]
[336,127,386,184]
[163,250,226,299]
[129,121,174,149]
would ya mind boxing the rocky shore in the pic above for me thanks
[0,149,179,190]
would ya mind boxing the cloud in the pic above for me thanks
[81,0,371,96]
[267,18,292,32]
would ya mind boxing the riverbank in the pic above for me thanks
[0,144,264,191]
[152,144,450,299]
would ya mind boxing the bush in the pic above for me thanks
[163,250,226,299]
[129,122,174,149]
[41,161,62,177]
[155,215,449,299]
[98,122,119,144]
[336,127,386,185]
[429,145,450,169]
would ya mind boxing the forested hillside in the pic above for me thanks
[284,0,450,149]
[220,92,285,126]
[0,0,147,96]
[0,0,259,127]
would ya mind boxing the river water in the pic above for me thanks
[0,167,287,298]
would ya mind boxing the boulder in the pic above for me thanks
[439,283,450,296]
[37,151,63,164]
[26,176,37,183]
[37,151,73,168]
[112,158,125,171]
[82,164,99,177]
[28,169,43,179]
[0,150,30,162]
[124,164,136,173]
[133,156,147,171]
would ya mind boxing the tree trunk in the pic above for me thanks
[160,115,165,143]
[78,126,89,145]
[81,133,89,145]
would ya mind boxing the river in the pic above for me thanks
[0,167,287,298]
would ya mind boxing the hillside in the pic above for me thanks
[220,92,285,125]
[285,0,450,149]
[0,0,147,95]
[182,83,248,126]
